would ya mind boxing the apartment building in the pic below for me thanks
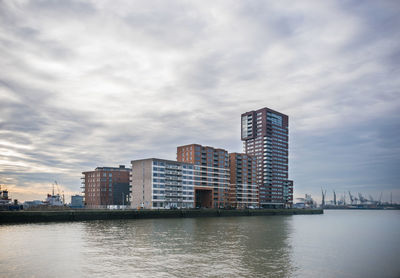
[130,158,197,209]
[241,107,293,208]
[177,144,230,208]
[229,153,258,208]
[284,180,294,206]
[82,165,130,208]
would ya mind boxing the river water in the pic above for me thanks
[1,210,399,278]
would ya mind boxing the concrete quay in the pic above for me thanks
[0,208,323,224]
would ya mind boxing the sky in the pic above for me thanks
[0,0,399,204]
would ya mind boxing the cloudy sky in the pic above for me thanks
[1,0,399,203]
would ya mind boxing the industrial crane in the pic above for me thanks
[348,191,354,205]
[333,190,337,205]
[321,188,327,207]
[358,193,367,204]
[343,192,347,205]
[53,181,65,205]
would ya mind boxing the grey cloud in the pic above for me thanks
[26,0,96,16]
[0,3,78,61]
[0,0,399,202]
[291,113,400,201]
[122,4,207,49]
[237,1,305,39]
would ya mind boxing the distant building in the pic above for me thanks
[130,158,195,209]
[293,202,305,209]
[228,153,258,208]
[22,200,43,209]
[82,165,130,209]
[177,144,230,208]
[241,107,292,208]
[70,195,84,208]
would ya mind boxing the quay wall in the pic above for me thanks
[0,208,323,224]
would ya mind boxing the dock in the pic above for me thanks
[0,208,323,224]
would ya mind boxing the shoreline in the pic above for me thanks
[0,208,323,224]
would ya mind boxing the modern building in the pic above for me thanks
[241,107,292,208]
[177,144,230,208]
[130,158,195,209]
[228,153,258,208]
[82,165,130,208]
[284,180,294,207]
[70,195,84,208]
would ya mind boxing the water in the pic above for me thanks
[1,210,399,278]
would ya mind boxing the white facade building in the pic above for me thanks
[131,158,195,209]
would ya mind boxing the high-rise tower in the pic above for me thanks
[241,107,292,208]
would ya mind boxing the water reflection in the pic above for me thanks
[81,216,295,278]
[2,211,399,278]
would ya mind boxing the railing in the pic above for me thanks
[165,165,182,170]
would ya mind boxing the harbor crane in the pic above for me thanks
[321,188,327,207]
[53,181,65,204]
[358,193,367,204]
[369,195,380,205]
[333,190,337,206]
[348,191,354,205]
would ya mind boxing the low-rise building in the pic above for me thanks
[130,158,195,209]
[70,195,84,208]
[82,165,130,209]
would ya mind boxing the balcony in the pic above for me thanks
[165,193,183,198]
[165,181,181,186]
[165,176,182,182]
[165,170,180,175]
[165,165,181,170]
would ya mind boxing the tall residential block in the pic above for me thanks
[130,158,196,209]
[177,144,230,208]
[285,180,294,206]
[82,165,130,208]
[241,107,292,208]
[229,153,258,209]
